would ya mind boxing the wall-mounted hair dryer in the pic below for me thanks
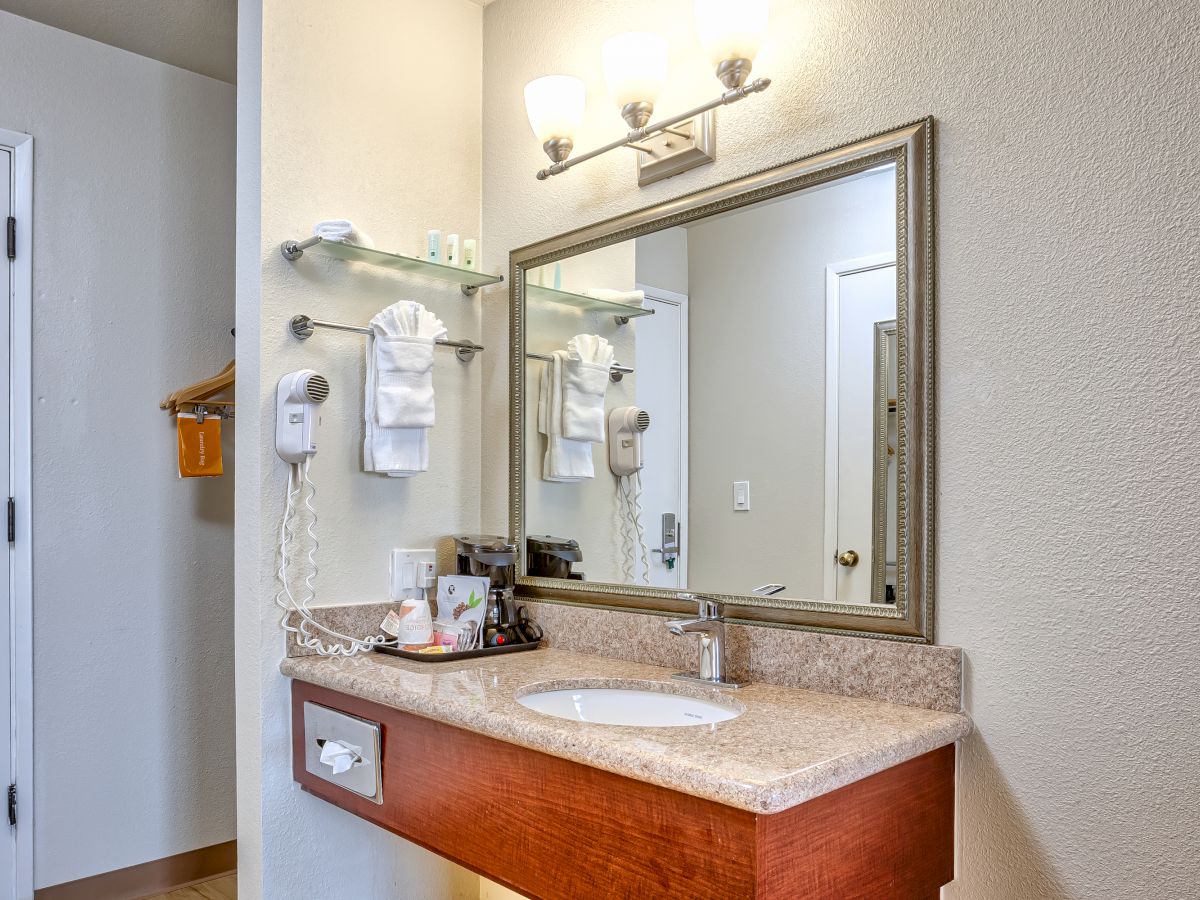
[608,406,650,476]
[276,369,330,463]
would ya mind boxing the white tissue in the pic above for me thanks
[319,739,362,775]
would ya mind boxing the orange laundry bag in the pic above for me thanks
[177,413,224,477]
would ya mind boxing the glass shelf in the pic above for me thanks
[526,284,655,320]
[287,238,504,291]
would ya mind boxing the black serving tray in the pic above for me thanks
[374,639,541,663]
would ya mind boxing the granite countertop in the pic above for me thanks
[281,647,970,815]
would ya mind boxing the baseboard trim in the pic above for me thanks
[34,839,236,900]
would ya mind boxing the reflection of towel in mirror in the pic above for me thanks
[561,334,614,443]
[311,218,374,247]
[364,301,447,477]
[538,351,593,481]
[582,288,645,307]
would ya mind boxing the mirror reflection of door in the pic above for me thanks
[823,257,897,604]
[632,286,688,589]
[872,323,899,604]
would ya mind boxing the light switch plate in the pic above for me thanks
[733,481,750,511]
[390,548,436,600]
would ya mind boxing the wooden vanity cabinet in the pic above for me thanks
[292,681,955,899]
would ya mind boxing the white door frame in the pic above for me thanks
[0,127,33,900]
[635,283,689,585]
[822,253,894,603]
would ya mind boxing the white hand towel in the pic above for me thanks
[363,301,447,476]
[364,424,428,478]
[373,335,436,428]
[582,288,645,307]
[312,219,374,248]
[561,334,614,443]
[538,352,593,481]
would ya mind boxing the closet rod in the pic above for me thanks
[289,314,484,362]
[525,352,633,383]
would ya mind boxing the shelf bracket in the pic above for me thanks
[281,236,322,260]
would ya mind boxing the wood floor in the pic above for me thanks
[147,874,236,900]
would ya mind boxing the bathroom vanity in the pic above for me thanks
[284,648,967,899]
[281,120,960,898]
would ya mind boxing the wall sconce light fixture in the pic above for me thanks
[602,32,669,129]
[524,75,587,166]
[526,0,771,185]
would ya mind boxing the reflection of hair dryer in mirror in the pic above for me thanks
[608,406,651,476]
[276,369,330,463]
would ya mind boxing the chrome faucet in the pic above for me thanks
[666,594,744,689]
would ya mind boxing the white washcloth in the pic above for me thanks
[561,334,614,443]
[312,219,374,248]
[364,301,447,477]
[582,288,645,307]
[538,351,593,481]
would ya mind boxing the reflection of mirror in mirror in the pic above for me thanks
[524,163,898,606]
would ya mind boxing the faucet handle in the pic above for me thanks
[676,593,722,619]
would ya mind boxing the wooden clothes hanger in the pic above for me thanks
[162,360,236,415]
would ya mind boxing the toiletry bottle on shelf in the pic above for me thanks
[462,239,477,271]
[426,229,442,263]
[445,233,459,267]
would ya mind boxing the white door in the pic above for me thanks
[632,286,687,588]
[0,144,13,895]
[824,258,895,604]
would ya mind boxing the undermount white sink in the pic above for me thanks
[517,684,743,727]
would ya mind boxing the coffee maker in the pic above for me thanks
[452,535,525,646]
[452,534,517,586]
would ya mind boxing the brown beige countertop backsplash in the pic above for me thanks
[285,597,961,712]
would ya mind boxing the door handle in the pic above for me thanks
[837,550,860,568]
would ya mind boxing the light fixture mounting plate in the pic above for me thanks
[636,110,716,187]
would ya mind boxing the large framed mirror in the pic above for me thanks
[509,120,934,641]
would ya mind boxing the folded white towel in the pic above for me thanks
[561,334,614,443]
[582,288,645,307]
[364,425,428,478]
[538,352,593,481]
[364,301,447,476]
[373,335,436,428]
[313,219,374,248]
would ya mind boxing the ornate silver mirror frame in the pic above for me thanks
[508,119,934,642]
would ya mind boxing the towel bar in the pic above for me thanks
[525,352,633,383]
[289,314,484,362]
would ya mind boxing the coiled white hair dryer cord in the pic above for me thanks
[616,475,635,583]
[615,472,651,585]
[274,460,393,656]
[630,470,650,584]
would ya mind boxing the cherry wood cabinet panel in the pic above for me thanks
[292,681,954,899]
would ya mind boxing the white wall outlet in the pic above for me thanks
[389,549,436,600]
[733,481,751,511]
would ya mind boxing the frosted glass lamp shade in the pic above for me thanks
[524,75,586,145]
[695,0,769,69]
[602,32,669,112]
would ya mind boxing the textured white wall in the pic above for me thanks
[236,1,487,897]
[0,11,236,888]
[481,0,1200,897]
